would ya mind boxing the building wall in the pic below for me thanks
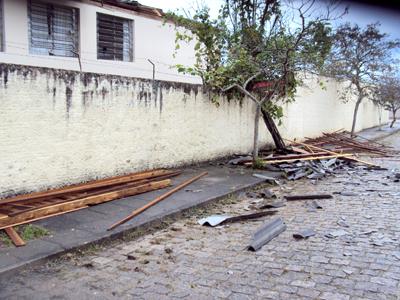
[1,0,200,83]
[0,66,388,197]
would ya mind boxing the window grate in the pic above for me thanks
[97,13,133,62]
[28,0,79,57]
[0,0,3,52]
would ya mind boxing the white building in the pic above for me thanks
[0,0,199,83]
[0,0,387,196]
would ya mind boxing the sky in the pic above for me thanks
[139,0,400,39]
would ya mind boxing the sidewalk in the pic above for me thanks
[0,122,397,277]
[0,164,279,276]
[356,121,400,141]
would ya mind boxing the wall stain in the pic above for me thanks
[65,86,73,118]
[0,63,204,113]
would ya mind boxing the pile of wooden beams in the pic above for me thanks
[237,130,386,167]
[302,130,394,156]
[0,169,181,246]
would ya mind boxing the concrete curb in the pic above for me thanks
[0,178,267,279]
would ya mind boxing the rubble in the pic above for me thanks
[293,229,316,239]
[248,217,286,251]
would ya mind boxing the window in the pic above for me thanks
[97,13,133,62]
[28,1,79,57]
[0,0,3,51]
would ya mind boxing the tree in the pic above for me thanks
[167,0,341,162]
[373,73,400,128]
[325,23,399,136]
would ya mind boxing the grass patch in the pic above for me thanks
[252,158,265,169]
[0,224,50,247]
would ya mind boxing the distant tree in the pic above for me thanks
[167,0,342,162]
[325,23,399,136]
[373,73,400,128]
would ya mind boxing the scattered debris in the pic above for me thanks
[393,252,400,260]
[371,236,396,246]
[359,229,377,235]
[325,229,349,238]
[246,191,262,199]
[199,211,277,227]
[343,268,354,275]
[248,217,286,251]
[258,189,277,199]
[302,130,396,157]
[310,200,323,209]
[252,173,280,184]
[80,262,94,269]
[284,194,333,201]
[126,254,136,260]
[293,229,316,239]
[259,201,286,209]
[228,156,252,165]
[185,189,203,193]
[0,169,182,245]
[198,215,231,227]
[337,220,350,228]
[164,248,173,254]
[246,188,276,199]
[337,191,358,197]
[108,172,208,230]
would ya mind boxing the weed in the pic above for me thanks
[252,158,265,169]
[0,224,49,247]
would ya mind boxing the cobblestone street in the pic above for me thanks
[1,132,400,300]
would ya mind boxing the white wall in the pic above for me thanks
[278,77,387,140]
[1,0,200,83]
[0,66,388,197]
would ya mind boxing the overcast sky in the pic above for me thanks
[140,0,400,40]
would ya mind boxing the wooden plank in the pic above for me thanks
[0,206,88,230]
[0,179,171,229]
[285,139,378,166]
[6,179,161,217]
[244,154,353,165]
[262,152,331,161]
[108,172,208,230]
[4,227,26,247]
[291,146,311,155]
[0,169,174,205]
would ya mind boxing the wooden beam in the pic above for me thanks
[291,146,311,154]
[4,227,26,247]
[108,172,208,230]
[0,179,171,229]
[0,207,88,230]
[285,139,378,166]
[244,153,353,165]
[0,169,177,205]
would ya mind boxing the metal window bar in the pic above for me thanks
[0,0,3,52]
[28,0,79,57]
[97,13,133,62]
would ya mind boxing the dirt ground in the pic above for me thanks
[1,132,399,300]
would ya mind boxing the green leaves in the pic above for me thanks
[168,1,339,122]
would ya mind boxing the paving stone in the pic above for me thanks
[297,287,321,298]
[2,132,400,299]
[320,292,350,300]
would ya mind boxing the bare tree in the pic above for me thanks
[373,73,400,128]
[325,23,399,136]
[168,0,343,163]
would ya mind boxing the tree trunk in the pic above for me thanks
[253,105,261,162]
[350,99,362,137]
[261,107,286,150]
[390,111,397,128]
